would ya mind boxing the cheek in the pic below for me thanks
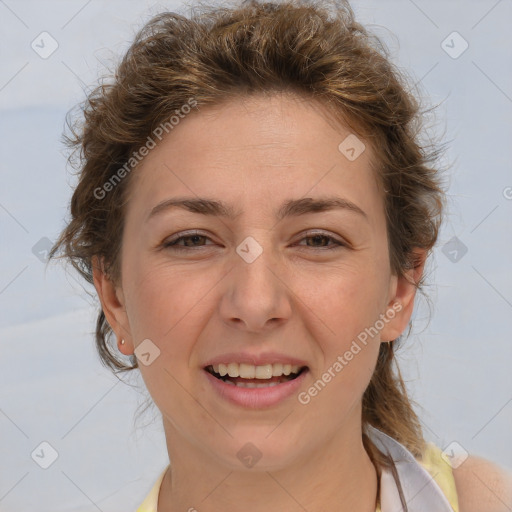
[295,258,388,402]
[123,264,214,408]
[123,255,212,339]
[299,268,383,414]
[300,260,389,339]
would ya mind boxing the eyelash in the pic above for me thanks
[162,230,346,252]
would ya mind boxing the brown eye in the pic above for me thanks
[178,235,208,247]
[305,235,331,247]
[163,231,215,250]
[296,232,345,250]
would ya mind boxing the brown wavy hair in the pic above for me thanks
[49,0,445,479]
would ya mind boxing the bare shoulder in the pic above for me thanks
[452,454,512,512]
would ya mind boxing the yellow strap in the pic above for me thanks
[136,466,167,512]
[139,444,459,512]
[375,442,459,512]
[419,442,459,512]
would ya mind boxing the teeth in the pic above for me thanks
[218,363,229,377]
[272,363,283,376]
[213,362,302,379]
[234,381,280,388]
[255,364,273,379]
[241,363,256,379]
[227,363,238,377]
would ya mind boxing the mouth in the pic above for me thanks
[204,363,308,388]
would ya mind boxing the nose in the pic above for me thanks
[218,246,293,333]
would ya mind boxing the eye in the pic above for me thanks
[295,231,345,250]
[162,231,216,250]
[161,230,346,252]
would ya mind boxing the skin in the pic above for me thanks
[93,92,434,512]
[453,457,512,512]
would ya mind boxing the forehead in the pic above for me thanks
[126,92,383,220]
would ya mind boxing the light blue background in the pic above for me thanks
[1,0,511,510]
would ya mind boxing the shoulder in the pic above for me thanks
[452,454,512,512]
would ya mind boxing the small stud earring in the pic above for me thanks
[121,339,125,345]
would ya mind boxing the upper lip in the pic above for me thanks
[203,351,309,368]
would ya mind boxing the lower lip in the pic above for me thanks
[203,368,309,409]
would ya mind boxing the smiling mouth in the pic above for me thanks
[204,365,308,388]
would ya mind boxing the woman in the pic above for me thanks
[49,1,512,510]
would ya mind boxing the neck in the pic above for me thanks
[158,416,378,512]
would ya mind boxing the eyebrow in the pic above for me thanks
[147,196,368,222]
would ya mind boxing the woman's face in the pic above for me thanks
[96,93,416,469]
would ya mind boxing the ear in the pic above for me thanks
[91,255,134,355]
[380,248,427,342]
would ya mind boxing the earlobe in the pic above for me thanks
[91,256,133,354]
[380,249,427,342]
